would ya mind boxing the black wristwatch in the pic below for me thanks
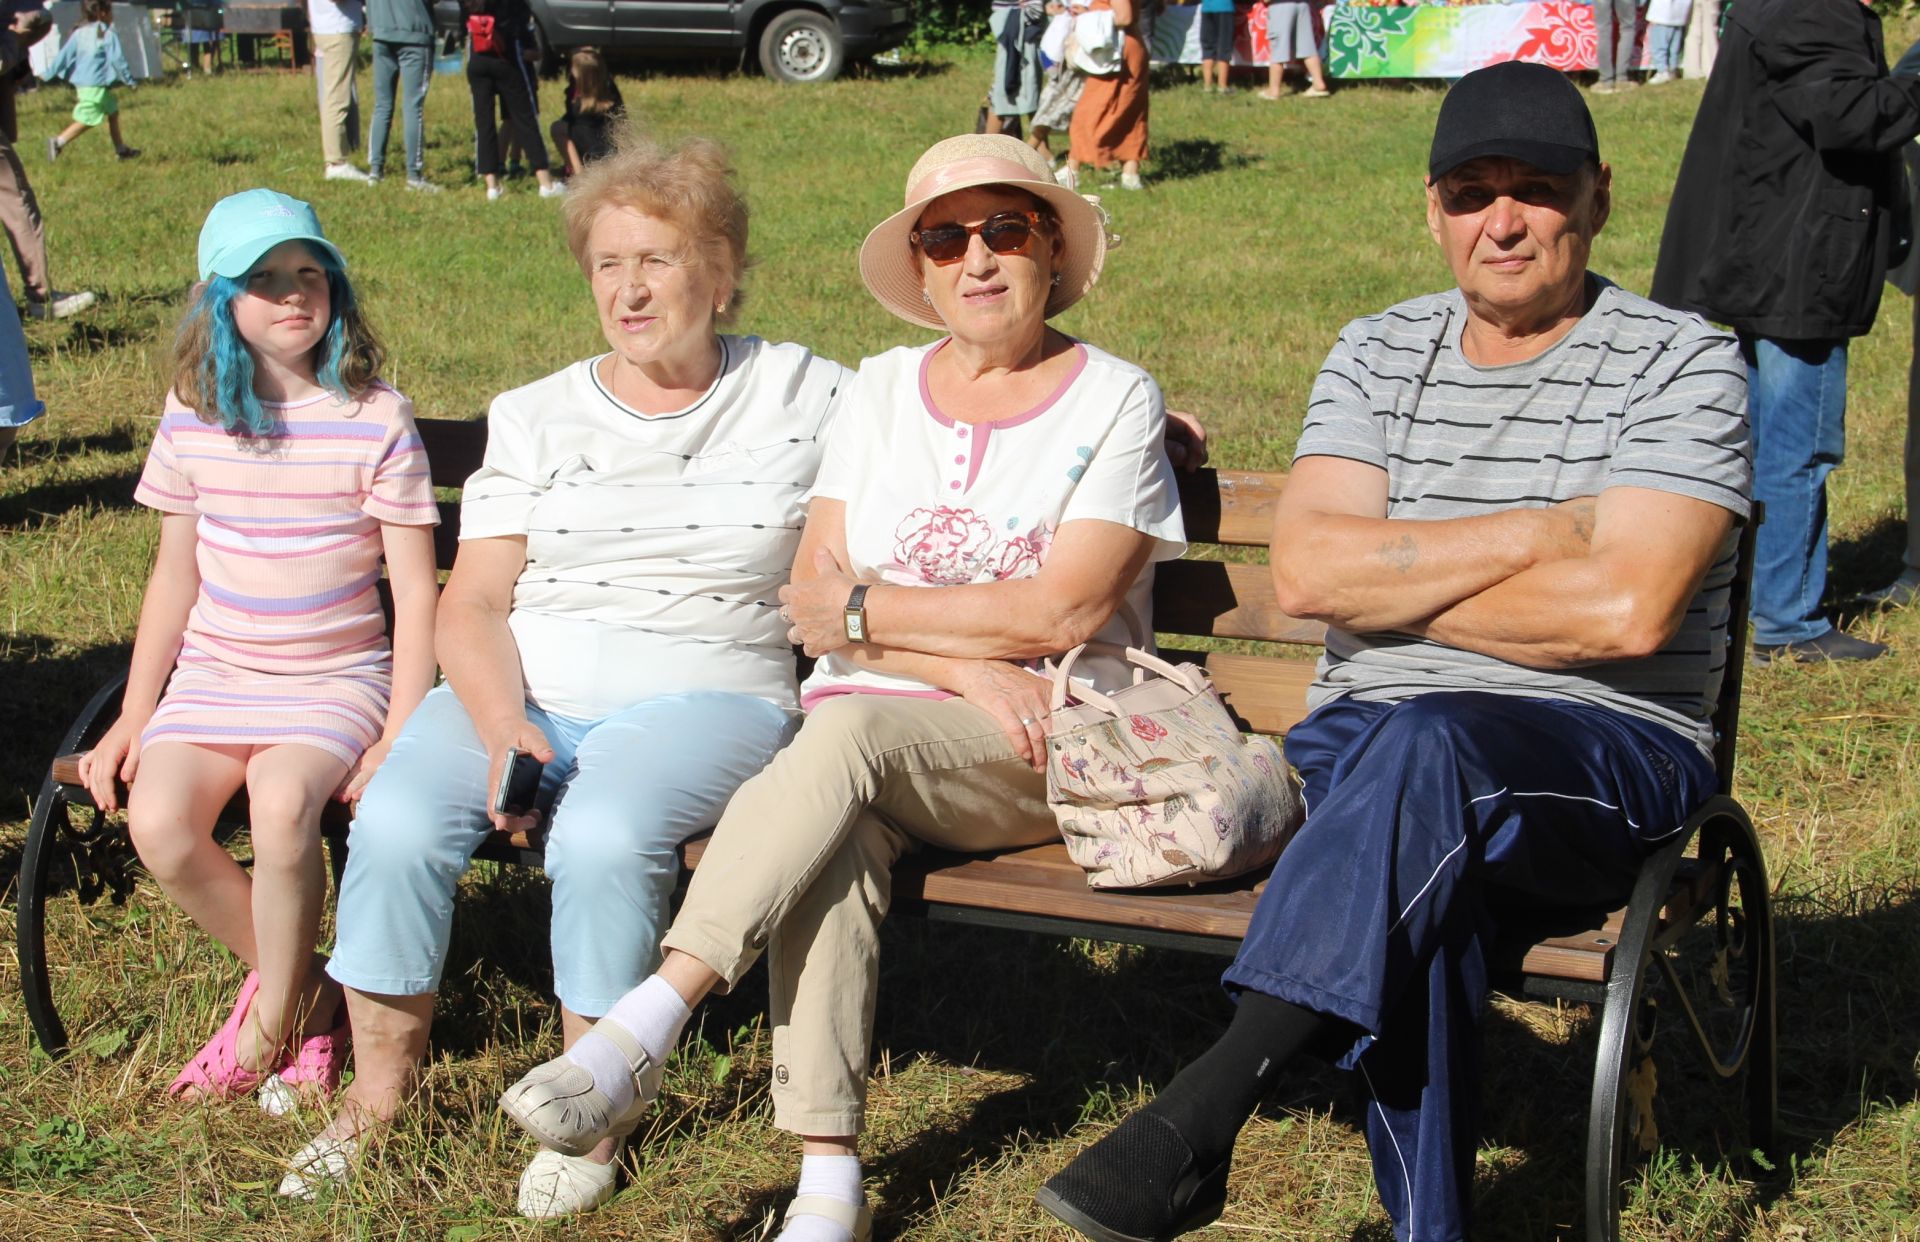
[843,584,871,644]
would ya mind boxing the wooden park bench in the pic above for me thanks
[16,415,1776,1242]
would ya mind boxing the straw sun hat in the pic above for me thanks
[858,134,1112,331]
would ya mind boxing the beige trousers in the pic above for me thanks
[661,695,1056,1136]
[313,33,361,165]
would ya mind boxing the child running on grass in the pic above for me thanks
[44,0,139,162]
[78,189,439,1111]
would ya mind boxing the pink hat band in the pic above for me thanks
[904,155,1047,207]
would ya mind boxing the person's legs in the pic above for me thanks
[469,57,503,189]
[0,126,51,301]
[1743,334,1852,647]
[544,691,795,1021]
[313,31,358,165]
[236,743,352,1072]
[125,741,254,961]
[1594,0,1636,87]
[367,39,399,177]
[502,696,1049,1209]
[397,41,432,181]
[496,52,553,185]
[288,688,580,1192]
[1044,693,1716,1242]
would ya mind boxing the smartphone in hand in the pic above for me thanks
[492,748,544,819]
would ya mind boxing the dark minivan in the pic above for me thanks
[526,0,914,82]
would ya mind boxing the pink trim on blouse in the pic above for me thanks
[917,339,1090,492]
[799,684,958,713]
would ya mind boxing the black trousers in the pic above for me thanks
[468,51,548,176]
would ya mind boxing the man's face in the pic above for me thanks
[1425,156,1612,322]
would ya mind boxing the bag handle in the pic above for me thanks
[1048,642,1211,716]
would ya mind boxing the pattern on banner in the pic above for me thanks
[1326,5,1416,77]
[1510,0,1594,71]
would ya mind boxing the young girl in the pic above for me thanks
[79,189,439,1106]
[44,0,139,162]
[548,47,623,178]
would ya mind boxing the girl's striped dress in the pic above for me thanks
[132,385,438,766]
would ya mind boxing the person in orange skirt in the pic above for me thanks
[1062,0,1146,191]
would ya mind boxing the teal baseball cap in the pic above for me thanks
[196,189,346,281]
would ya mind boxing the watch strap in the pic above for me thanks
[843,583,872,643]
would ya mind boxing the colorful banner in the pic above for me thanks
[1327,1,1649,78]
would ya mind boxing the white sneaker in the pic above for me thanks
[1120,171,1143,191]
[1054,163,1077,190]
[324,162,370,182]
[405,176,442,194]
[1648,70,1676,85]
[539,179,567,199]
[258,1072,300,1117]
[486,185,504,202]
[25,289,95,320]
[277,1128,361,1200]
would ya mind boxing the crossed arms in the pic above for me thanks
[1269,454,1735,670]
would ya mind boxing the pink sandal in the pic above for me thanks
[275,1004,351,1099]
[167,970,282,1099]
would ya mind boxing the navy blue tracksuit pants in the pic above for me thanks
[1221,692,1715,1242]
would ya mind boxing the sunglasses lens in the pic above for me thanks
[982,216,1034,254]
[916,227,969,263]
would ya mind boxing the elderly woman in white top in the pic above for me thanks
[277,133,845,1216]
[499,133,1187,1242]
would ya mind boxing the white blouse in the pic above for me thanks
[802,338,1186,708]
[460,336,849,719]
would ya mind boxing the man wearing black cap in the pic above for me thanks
[1652,0,1920,663]
[1038,61,1751,1242]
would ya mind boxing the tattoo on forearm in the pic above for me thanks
[1378,534,1419,574]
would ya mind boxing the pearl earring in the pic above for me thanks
[921,290,932,303]
[1051,273,1062,287]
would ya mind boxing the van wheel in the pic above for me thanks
[758,9,843,83]
[530,17,563,76]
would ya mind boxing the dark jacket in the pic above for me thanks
[1650,0,1920,341]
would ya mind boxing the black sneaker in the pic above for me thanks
[1751,629,1889,666]
[1036,1110,1230,1242]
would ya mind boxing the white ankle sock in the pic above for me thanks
[564,976,690,1104]
[778,1154,864,1242]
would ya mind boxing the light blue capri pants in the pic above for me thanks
[327,683,797,1015]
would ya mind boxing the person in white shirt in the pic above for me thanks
[307,0,367,180]
[499,133,1187,1242]
[278,131,838,1217]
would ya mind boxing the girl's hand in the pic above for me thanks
[480,719,555,835]
[337,737,394,804]
[78,714,145,813]
[951,660,1054,772]
[780,547,863,658]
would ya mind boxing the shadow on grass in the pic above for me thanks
[8,427,138,465]
[1150,138,1259,184]
[0,634,130,820]
[1829,513,1910,625]
[0,467,141,530]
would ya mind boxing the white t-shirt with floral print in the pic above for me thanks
[801,337,1186,708]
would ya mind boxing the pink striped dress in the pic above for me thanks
[132,384,439,766]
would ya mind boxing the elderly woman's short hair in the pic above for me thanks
[563,128,752,322]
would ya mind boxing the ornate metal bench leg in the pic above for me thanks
[1720,806,1779,1162]
[17,775,72,1055]
[1585,834,1691,1242]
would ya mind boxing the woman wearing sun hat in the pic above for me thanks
[497,132,1187,1241]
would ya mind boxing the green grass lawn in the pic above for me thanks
[4,34,1920,1241]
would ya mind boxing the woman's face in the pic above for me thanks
[585,206,730,373]
[916,187,1058,347]
[232,240,332,369]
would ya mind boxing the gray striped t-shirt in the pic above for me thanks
[1296,278,1752,756]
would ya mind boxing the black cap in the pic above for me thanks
[1428,61,1600,181]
